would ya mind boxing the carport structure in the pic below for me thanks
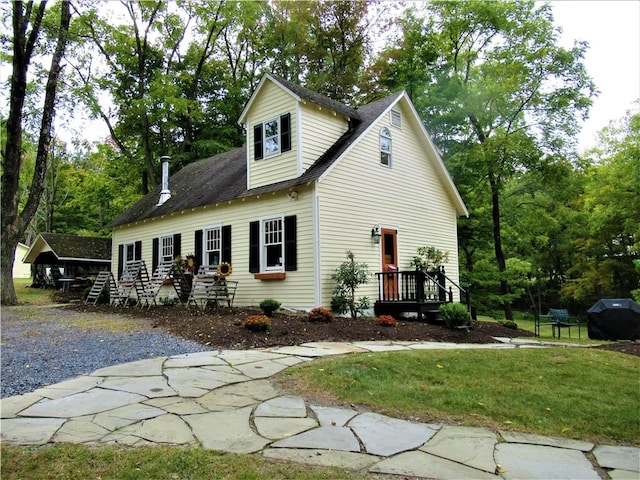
[23,233,112,284]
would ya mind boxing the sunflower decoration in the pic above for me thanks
[217,262,233,277]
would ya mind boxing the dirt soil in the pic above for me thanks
[62,300,638,357]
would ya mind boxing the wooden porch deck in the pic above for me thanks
[373,268,469,322]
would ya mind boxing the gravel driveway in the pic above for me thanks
[1,305,208,398]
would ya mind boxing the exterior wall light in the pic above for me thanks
[371,225,381,244]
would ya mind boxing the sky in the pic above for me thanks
[548,0,640,151]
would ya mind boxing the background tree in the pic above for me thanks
[562,108,640,304]
[1,1,72,305]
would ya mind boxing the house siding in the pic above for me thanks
[300,102,350,173]
[111,188,317,309]
[316,99,462,306]
[246,81,299,189]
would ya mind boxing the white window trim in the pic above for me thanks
[203,224,222,267]
[123,241,137,265]
[261,214,285,272]
[159,234,174,264]
[380,126,392,168]
[390,109,402,128]
[263,116,281,159]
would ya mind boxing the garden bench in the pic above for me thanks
[535,308,581,339]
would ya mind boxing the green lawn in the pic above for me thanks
[280,347,639,446]
[0,445,371,480]
[13,277,56,305]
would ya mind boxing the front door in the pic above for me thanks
[381,228,398,300]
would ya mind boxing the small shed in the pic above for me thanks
[13,242,31,278]
[23,233,112,279]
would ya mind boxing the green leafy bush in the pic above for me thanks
[245,314,271,331]
[439,302,471,329]
[500,320,518,329]
[308,307,334,323]
[259,298,281,316]
[331,251,370,319]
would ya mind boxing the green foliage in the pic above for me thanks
[439,302,472,329]
[259,298,281,310]
[331,251,370,319]
[308,307,335,323]
[259,298,281,317]
[410,246,449,271]
[500,320,519,330]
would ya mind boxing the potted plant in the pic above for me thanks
[259,298,281,317]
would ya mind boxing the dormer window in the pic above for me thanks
[380,127,392,167]
[253,113,291,160]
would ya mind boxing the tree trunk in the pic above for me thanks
[1,1,71,305]
[489,171,513,320]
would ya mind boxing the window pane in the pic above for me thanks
[265,137,279,155]
[266,245,282,267]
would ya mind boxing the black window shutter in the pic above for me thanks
[222,225,232,264]
[281,113,291,152]
[254,124,263,160]
[173,233,181,259]
[249,221,260,273]
[194,230,203,269]
[284,215,297,271]
[134,241,142,261]
[152,238,159,272]
[118,244,124,279]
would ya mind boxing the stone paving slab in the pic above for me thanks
[348,411,438,456]
[0,392,44,418]
[254,395,306,418]
[92,403,166,430]
[593,445,640,472]
[183,406,270,453]
[263,448,380,471]
[53,417,110,443]
[310,405,358,427]
[33,375,103,399]
[20,388,145,418]
[91,357,166,377]
[500,430,594,451]
[609,469,640,480]
[271,425,361,452]
[0,417,66,444]
[495,443,601,480]
[420,425,498,473]
[254,416,318,440]
[369,450,499,479]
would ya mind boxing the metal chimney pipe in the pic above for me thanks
[157,155,172,206]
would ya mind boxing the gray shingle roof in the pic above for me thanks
[40,233,112,261]
[107,88,402,228]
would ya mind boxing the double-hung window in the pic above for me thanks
[253,113,291,160]
[249,215,296,274]
[380,126,392,167]
[159,235,174,263]
[263,216,283,271]
[204,227,222,266]
[124,242,137,266]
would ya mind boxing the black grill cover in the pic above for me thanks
[587,298,640,340]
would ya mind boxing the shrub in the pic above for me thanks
[331,250,369,319]
[308,307,334,323]
[376,315,397,327]
[439,302,472,329]
[259,298,281,316]
[245,314,271,331]
[500,320,518,329]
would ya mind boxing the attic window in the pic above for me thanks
[390,110,402,128]
[380,127,392,167]
[253,113,291,160]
